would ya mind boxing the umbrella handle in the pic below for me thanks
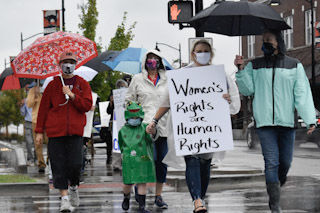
[59,75,69,100]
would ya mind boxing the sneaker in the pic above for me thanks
[69,186,80,207]
[155,195,168,209]
[60,199,74,212]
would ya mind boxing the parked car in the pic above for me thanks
[246,109,320,149]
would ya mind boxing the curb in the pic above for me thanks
[166,173,265,192]
[0,181,49,196]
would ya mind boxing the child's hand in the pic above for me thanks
[146,123,156,135]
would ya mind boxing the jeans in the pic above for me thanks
[48,136,83,190]
[24,121,35,161]
[153,137,168,183]
[184,156,212,200]
[256,126,295,184]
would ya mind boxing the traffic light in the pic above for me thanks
[168,1,193,24]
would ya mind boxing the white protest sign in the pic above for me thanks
[112,112,121,153]
[113,88,128,130]
[99,101,111,127]
[166,64,234,156]
[83,92,98,138]
[112,88,128,153]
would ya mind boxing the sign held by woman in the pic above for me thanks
[166,64,234,156]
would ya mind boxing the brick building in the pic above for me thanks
[234,0,320,129]
[242,0,320,82]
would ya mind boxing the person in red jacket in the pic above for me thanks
[35,51,92,212]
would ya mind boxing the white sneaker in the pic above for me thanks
[69,186,80,207]
[60,199,74,212]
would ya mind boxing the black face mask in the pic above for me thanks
[261,42,276,56]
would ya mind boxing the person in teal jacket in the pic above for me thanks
[118,101,156,213]
[235,30,317,213]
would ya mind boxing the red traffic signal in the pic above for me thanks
[168,1,193,24]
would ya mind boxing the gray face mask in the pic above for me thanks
[61,63,76,74]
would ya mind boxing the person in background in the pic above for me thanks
[20,89,35,165]
[147,40,240,213]
[107,79,129,170]
[35,51,92,212]
[26,81,46,173]
[122,74,132,86]
[234,30,316,213]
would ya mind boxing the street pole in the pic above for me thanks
[20,32,44,51]
[179,43,182,68]
[195,0,204,37]
[62,0,65,31]
[20,32,23,50]
[311,0,316,87]
[155,42,182,68]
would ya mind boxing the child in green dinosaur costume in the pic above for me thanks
[119,101,156,213]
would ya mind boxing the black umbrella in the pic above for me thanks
[189,1,291,36]
[84,50,120,72]
[0,67,34,90]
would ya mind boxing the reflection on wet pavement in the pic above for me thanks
[0,176,319,212]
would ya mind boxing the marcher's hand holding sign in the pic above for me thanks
[62,86,75,100]
[223,94,231,104]
[234,55,245,70]
[35,133,43,145]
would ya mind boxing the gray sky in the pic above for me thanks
[0,0,240,75]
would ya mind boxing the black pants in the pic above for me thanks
[48,136,83,190]
[100,127,112,157]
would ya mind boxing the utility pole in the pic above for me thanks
[195,0,204,37]
[62,0,65,31]
[21,32,23,50]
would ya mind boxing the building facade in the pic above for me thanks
[235,0,320,130]
[242,0,320,82]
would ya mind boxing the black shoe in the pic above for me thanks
[106,156,112,165]
[137,194,150,213]
[38,167,45,173]
[122,193,130,211]
[113,167,121,172]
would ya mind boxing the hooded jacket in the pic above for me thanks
[236,52,316,128]
[35,75,92,137]
[118,102,156,184]
[125,50,169,137]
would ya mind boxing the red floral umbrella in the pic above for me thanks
[11,31,98,79]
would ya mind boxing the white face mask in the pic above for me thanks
[194,52,211,65]
[61,63,76,75]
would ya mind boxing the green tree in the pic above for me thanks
[0,90,24,137]
[89,12,137,101]
[108,12,137,51]
[78,0,102,52]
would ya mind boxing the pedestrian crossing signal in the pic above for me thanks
[168,1,193,24]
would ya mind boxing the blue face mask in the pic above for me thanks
[127,118,142,126]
